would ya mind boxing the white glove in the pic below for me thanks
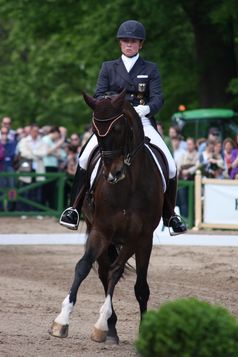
[134,105,150,118]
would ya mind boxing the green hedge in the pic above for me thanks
[136,298,238,357]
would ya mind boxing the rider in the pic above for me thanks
[60,20,187,234]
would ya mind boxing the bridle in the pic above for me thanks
[92,112,144,166]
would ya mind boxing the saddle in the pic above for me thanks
[86,137,169,192]
[144,137,169,191]
[85,145,102,210]
[85,138,169,203]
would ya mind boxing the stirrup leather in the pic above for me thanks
[59,207,79,230]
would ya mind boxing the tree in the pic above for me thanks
[0,0,237,133]
[181,0,238,107]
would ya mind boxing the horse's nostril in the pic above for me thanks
[115,170,122,178]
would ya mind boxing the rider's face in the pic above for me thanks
[119,38,142,57]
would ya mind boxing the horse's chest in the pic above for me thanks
[101,207,143,240]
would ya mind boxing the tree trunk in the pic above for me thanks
[182,1,237,107]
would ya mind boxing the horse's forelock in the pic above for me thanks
[94,97,122,120]
[93,90,127,121]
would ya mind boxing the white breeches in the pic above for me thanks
[142,118,177,178]
[79,118,176,179]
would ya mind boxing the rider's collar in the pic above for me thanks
[121,53,139,72]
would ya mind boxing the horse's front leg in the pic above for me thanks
[49,231,108,338]
[94,245,119,344]
[134,235,153,322]
[91,246,134,343]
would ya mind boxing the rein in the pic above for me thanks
[92,112,144,166]
[123,138,144,166]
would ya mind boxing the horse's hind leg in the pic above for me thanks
[92,246,134,343]
[49,232,108,338]
[134,237,153,322]
[93,245,119,344]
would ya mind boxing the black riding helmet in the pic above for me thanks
[116,20,145,41]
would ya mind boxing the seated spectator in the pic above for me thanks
[198,127,220,155]
[196,137,206,150]
[178,138,199,180]
[201,140,225,178]
[210,162,225,179]
[230,147,238,180]
[199,139,215,177]
[210,140,224,167]
[223,138,235,178]
[176,137,199,218]
[169,125,187,150]
[171,135,186,172]
[209,140,225,179]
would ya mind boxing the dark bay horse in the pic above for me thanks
[49,90,164,343]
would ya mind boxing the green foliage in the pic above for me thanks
[0,0,237,133]
[136,298,238,357]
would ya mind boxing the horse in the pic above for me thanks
[49,90,164,344]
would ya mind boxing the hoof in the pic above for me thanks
[106,335,119,345]
[91,327,107,343]
[49,321,69,338]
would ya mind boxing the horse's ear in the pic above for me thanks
[111,89,126,108]
[82,92,97,110]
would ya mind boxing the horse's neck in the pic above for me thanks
[127,109,144,148]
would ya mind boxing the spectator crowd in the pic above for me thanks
[157,122,238,217]
[0,116,92,213]
[157,122,238,181]
[0,115,238,216]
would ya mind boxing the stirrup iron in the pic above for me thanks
[59,207,80,230]
[168,214,187,237]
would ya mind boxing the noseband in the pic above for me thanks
[92,112,144,166]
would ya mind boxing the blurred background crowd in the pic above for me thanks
[0,116,92,214]
[0,114,238,216]
[157,121,238,217]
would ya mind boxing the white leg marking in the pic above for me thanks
[55,294,74,325]
[94,295,112,331]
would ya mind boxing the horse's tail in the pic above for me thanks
[91,244,135,275]
[109,244,136,274]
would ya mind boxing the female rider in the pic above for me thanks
[60,20,186,235]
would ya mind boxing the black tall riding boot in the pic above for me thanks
[60,166,87,230]
[163,176,187,235]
